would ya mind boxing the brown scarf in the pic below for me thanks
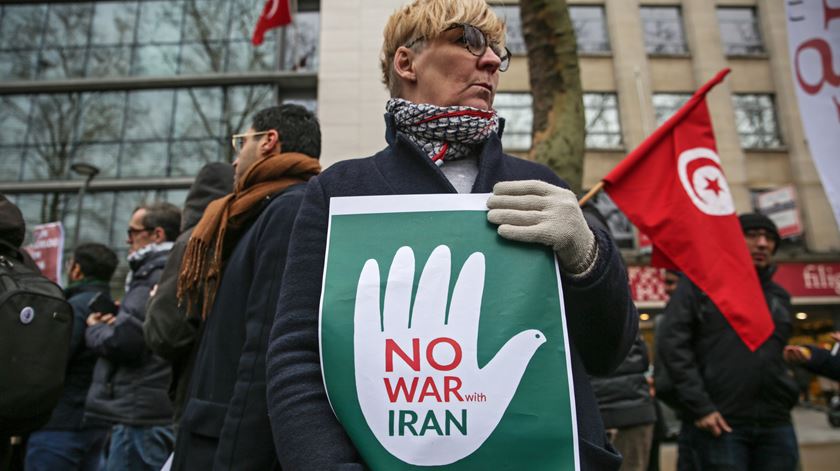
[177,152,321,318]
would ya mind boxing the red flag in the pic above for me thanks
[603,68,774,351]
[251,0,292,46]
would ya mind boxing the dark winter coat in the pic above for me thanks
[144,162,233,422]
[801,345,840,381]
[171,184,306,471]
[40,281,112,430]
[84,246,173,426]
[657,266,798,426]
[591,336,656,429]
[266,116,638,471]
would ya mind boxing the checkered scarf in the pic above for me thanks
[387,98,499,167]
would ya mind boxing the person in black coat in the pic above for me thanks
[25,243,118,471]
[657,213,799,471]
[169,105,321,471]
[84,202,181,471]
[143,162,233,424]
[784,332,840,382]
[266,1,637,469]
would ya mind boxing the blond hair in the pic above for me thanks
[380,0,506,97]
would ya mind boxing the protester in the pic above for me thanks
[657,213,799,470]
[84,202,180,471]
[143,162,234,425]
[592,335,656,471]
[25,243,118,471]
[784,332,840,382]
[266,1,636,469]
[170,105,321,470]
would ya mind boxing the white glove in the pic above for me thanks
[487,180,598,275]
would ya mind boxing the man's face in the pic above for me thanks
[663,271,679,298]
[126,208,154,253]
[744,229,776,269]
[232,128,269,187]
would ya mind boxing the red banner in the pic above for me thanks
[773,262,840,300]
[23,222,64,285]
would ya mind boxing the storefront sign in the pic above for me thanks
[774,262,840,302]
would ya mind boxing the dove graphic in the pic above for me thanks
[353,245,546,465]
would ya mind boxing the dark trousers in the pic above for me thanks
[677,422,798,471]
[25,428,108,471]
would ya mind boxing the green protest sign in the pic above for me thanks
[320,194,578,470]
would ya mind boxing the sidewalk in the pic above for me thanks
[658,406,840,471]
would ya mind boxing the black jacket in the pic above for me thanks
[171,184,306,471]
[591,336,656,429]
[84,246,173,426]
[656,266,798,426]
[266,116,638,471]
[144,162,233,422]
[801,345,840,381]
[40,281,112,430]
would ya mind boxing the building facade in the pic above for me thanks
[2,0,839,326]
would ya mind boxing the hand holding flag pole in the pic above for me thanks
[576,68,775,351]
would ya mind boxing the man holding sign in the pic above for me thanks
[266,1,636,469]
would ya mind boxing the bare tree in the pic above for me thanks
[519,0,586,193]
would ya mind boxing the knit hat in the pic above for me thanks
[0,194,26,248]
[739,212,780,250]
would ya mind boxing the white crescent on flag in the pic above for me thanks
[266,0,280,19]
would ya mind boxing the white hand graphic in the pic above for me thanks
[354,245,546,466]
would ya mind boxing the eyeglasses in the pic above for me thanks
[405,23,511,72]
[126,226,151,239]
[231,131,273,152]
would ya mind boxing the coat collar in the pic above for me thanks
[377,113,510,195]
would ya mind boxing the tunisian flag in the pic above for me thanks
[252,0,292,46]
[603,68,774,351]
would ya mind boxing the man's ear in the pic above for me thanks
[69,262,83,282]
[260,130,281,155]
[151,226,166,243]
[393,47,417,83]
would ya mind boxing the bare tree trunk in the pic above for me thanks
[520,0,585,194]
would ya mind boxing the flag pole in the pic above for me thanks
[578,181,604,207]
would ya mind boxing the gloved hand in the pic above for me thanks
[487,180,597,275]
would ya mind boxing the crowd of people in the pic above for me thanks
[1,1,838,470]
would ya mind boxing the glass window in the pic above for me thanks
[282,11,320,71]
[173,88,223,139]
[717,7,764,56]
[169,139,222,176]
[0,147,25,181]
[229,0,268,41]
[63,192,116,247]
[640,6,688,55]
[227,40,276,72]
[125,90,175,141]
[91,2,138,46]
[732,94,783,149]
[180,41,228,74]
[121,142,169,177]
[78,92,127,142]
[137,1,183,44]
[0,95,32,145]
[584,93,622,149]
[570,6,610,53]
[0,51,37,80]
[86,46,132,78]
[73,143,121,179]
[652,93,691,126]
[494,93,532,151]
[43,4,93,47]
[132,45,180,76]
[37,48,88,79]
[182,0,231,42]
[0,5,48,50]
[492,5,525,55]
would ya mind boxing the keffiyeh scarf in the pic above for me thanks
[386,98,499,166]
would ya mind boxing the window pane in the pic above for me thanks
[67,192,116,246]
[180,41,228,74]
[182,0,230,42]
[570,6,610,53]
[494,93,532,151]
[78,92,127,143]
[132,45,180,76]
[282,11,320,71]
[173,88,223,138]
[584,93,622,149]
[26,94,86,180]
[170,139,221,176]
[91,2,138,46]
[44,4,93,47]
[87,46,132,78]
[0,95,32,145]
[229,0,267,41]
[121,142,169,177]
[37,48,88,79]
[227,39,276,72]
[125,90,175,140]
[493,6,525,55]
[74,143,121,178]
[652,93,691,126]
[640,7,688,55]
[0,51,37,80]
[717,7,764,56]
[732,94,782,149]
[137,1,183,44]
[0,147,25,181]
[0,5,48,50]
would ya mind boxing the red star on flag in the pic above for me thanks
[704,177,723,196]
